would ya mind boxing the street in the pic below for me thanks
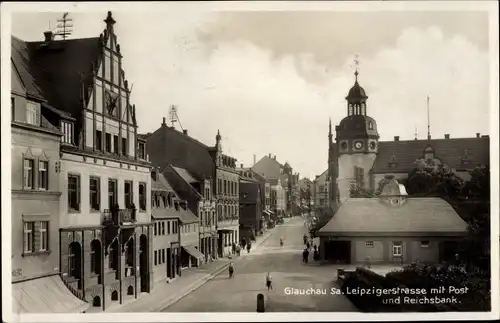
[163,217,358,312]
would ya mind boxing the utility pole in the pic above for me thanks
[55,12,73,40]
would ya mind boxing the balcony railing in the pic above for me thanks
[103,205,137,226]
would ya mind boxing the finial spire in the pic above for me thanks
[354,54,360,82]
[216,129,221,142]
[427,95,431,140]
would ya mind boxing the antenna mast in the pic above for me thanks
[55,12,73,40]
[169,105,184,131]
[426,96,431,140]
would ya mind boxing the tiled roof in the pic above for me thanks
[25,37,102,123]
[151,207,180,219]
[11,36,46,101]
[172,166,198,184]
[318,197,467,235]
[152,172,176,192]
[177,208,199,223]
[372,137,489,173]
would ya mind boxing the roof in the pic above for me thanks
[251,155,282,180]
[25,37,102,122]
[11,36,46,101]
[318,197,468,236]
[152,172,175,192]
[346,80,367,100]
[372,137,490,174]
[172,166,199,184]
[177,207,199,223]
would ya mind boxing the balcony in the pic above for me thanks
[103,205,137,226]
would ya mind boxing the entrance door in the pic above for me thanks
[167,248,172,278]
[139,235,149,293]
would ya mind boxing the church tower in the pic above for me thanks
[335,68,379,201]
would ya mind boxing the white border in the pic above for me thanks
[2,1,499,322]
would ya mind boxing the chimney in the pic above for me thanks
[43,31,54,42]
[476,133,480,138]
[151,168,159,182]
[394,136,400,141]
[183,129,188,135]
[444,134,450,139]
[273,155,276,160]
[481,135,489,138]
[240,163,244,168]
[162,117,166,126]
[268,153,271,158]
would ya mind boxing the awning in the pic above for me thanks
[182,245,205,260]
[12,275,90,313]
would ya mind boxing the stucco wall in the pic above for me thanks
[337,153,377,201]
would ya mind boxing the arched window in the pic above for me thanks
[348,104,353,116]
[68,242,82,289]
[109,239,119,274]
[368,121,373,130]
[90,240,102,279]
[361,103,366,115]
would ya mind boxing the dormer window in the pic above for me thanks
[61,120,74,145]
[26,101,40,126]
[138,142,146,159]
[368,121,373,130]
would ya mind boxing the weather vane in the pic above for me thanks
[352,54,360,81]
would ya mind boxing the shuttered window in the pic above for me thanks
[23,222,34,253]
[38,160,48,190]
[23,159,34,189]
[26,101,40,126]
[38,221,48,251]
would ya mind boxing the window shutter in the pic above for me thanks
[34,221,41,251]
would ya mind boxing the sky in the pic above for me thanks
[9,3,493,180]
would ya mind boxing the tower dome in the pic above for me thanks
[346,71,368,101]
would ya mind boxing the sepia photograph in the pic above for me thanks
[1,1,498,322]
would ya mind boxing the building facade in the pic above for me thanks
[312,170,329,208]
[327,70,490,206]
[163,165,217,262]
[252,154,287,217]
[238,168,263,239]
[248,170,272,229]
[13,12,154,312]
[11,37,89,313]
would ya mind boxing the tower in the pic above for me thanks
[335,64,379,201]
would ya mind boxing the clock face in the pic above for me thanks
[354,141,363,149]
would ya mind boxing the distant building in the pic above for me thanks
[252,154,288,217]
[11,12,154,313]
[237,166,263,240]
[312,170,329,208]
[144,120,239,259]
[317,181,468,264]
[248,170,272,229]
[327,70,490,206]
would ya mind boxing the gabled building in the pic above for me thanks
[10,36,89,314]
[327,70,489,205]
[237,166,263,239]
[312,170,329,208]
[144,119,239,258]
[11,12,154,312]
[247,169,272,228]
[162,165,217,262]
[252,154,286,217]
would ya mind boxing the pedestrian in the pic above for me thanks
[232,242,236,255]
[306,241,310,250]
[236,244,241,256]
[247,242,252,253]
[228,262,235,279]
[303,248,310,264]
[266,272,273,291]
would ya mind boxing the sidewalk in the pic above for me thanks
[107,227,276,313]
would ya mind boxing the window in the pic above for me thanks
[224,180,227,195]
[218,179,222,195]
[392,242,403,256]
[109,240,119,271]
[11,97,15,121]
[368,121,373,130]
[122,138,127,156]
[161,222,165,235]
[354,166,364,188]
[139,183,146,211]
[161,249,165,264]
[348,104,353,116]
[105,133,112,153]
[90,177,100,211]
[365,241,374,248]
[61,121,74,145]
[38,160,48,190]
[108,179,117,208]
[39,221,48,251]
[138,142,145,159]
[68,175,81,211]
[96,130,102,151]
[23,222,34,253]
[421,241,430,248]
[26,101,39,126]
[23,159,34,189]
[154,222,157,236]
[113,135,119,154]
[167,221,171,234]
[154,250,158,266]
[125,181,133,208]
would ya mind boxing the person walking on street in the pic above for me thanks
[266,272,273,291]
[247,242,252,253]
[302,248,310,264]
[232,242,236,255]
[228,262,235,279]
[236,244,241,256]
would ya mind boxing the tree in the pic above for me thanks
[406,165,464,199]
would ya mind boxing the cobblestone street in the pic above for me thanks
[163,217,358,312]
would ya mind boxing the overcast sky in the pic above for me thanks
[9,3,493,179]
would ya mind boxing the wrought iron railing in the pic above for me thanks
[103,206,137,226]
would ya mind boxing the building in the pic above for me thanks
[12,12,154,311]
[150,168,202,282]
[252,154,287,217]
[144,120,239,258]
[317,181,468,264]
[237,167,263,239]
[162,165,217,261]
[312,170,329,208]
[10,37,89,313]
[248,170,272,230]
[327,69,490,206]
